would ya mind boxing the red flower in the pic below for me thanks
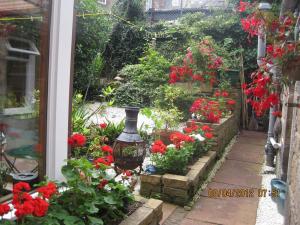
[98,179,109,189]
[202,125,212,132]
[32,197,49,217]
[99,123,107,129]
[221,91,229,97]
[37,182,57,199]
[94,156,113,168]
[68,133,86,147]
[272,111,282,117]
[151,140,167,154]
[123,170,132,177]
[238,1,250,12]
[14,201,34,218]
[227,99,236,105]
[205,133,214,139]
[0,203,10,216]
[101,145,113,155]
[169,132,194,149]
[13,182,31,194]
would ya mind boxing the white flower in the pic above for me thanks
[167,144,176,149]
[190,134,205,142]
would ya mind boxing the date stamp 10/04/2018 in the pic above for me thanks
[207,188,280,198]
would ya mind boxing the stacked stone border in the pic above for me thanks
[120,196,163,225]
[140,151,216,206]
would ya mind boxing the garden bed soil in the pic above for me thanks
[119,196,163,225]
[140,151,216,206]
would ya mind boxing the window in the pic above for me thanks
[0,0,51,203]
[98,0,107,5]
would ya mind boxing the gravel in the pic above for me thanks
[255,166,284,225]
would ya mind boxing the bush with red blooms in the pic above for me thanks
[213,90,236,114]
[238,1,299,116]
[150,126,214,175]
[168,37,224,87]
[0,181,57,222]
[190,98,222,123]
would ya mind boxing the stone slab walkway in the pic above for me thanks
[162,131,267,225]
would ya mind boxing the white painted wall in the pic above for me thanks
[46,0,75,181]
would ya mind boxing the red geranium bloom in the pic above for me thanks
[14,200,35,218]
[101,145,113,154]
[98,179,109,189]
[68,133,86,147]
[99,123,107,129]
[238,1,250,12]
[32,197,49,217]
[205,133,214,139]
[13,182,31,194]
[227,99,236,105]
[37,182,57,199]
[94,156,113,168]
[0,203,10,216]
[151,140,167,154]
[202,125,212,132]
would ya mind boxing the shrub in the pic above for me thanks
[115,49,171,107]
[74,0,113,95]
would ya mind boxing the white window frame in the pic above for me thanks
[46,0,75,181]
[4,37,40,115]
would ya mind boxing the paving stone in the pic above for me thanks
[163,174,190,189]
[163,207,188,225]
[226,143,265,164]
[236,138,266,146]
[180,218,221,225]
[160,203,177,225]
[186,196,259,225]
[213,159,262,188]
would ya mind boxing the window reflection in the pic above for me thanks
[0,0,50,202]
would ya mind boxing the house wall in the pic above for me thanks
[285,81,300,225]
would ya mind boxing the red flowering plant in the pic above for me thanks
[238,1,300,116]
[1,158,133,225]
[190,98,223,123]
[169,37,226,89]
[150,128,214,175]
[213,90,236,115]
[0,181,57,224]
[183,122,214,158]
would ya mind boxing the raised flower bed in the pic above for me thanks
[140,151,216,206]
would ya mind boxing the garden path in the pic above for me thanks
[161,130,277,225]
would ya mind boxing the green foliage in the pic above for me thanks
[74,0,113,96]
[151,143,194,175]
[147,21,191,60]
[115,49,171,107]
[72,93,105,134]
[112,0,145,21]
[20,158,133,225]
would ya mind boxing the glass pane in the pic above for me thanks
[0,0,50,202]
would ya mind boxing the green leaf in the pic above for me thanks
[103,195,117,205]
[61,165,78,181]
[87,216,104,225]
[63,216,83,225]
